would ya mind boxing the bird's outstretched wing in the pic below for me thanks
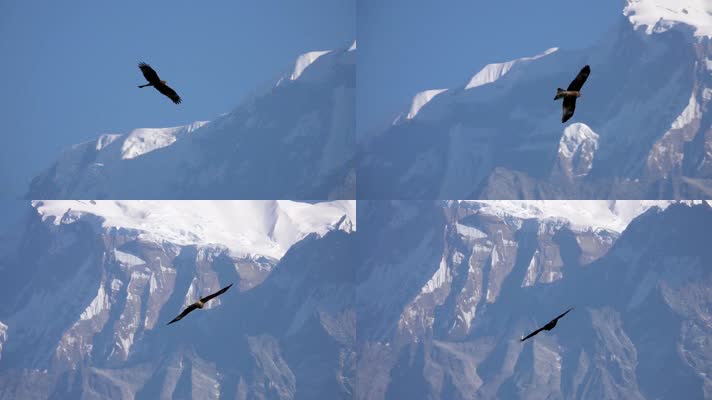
[562,96,577,123]
[552,307,574,322]
[200,283,233,303]
[520,326,545,342]
[154,83,182,104]
[167,303,199,325]
[138,62,161,84]
[567,65,590,91]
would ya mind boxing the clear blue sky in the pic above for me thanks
[357,0,621,136]
[0,0,354,198]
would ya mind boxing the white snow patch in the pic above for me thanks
[406,89,448,120]
[118,332,135,355]
[111,279,123,292]
[290,50,332,81]
[670,91,701,130]
[473,244,492,256]
[33,200,355,260]
[120,122,207,160]
[460,305,476,332]
[557,123,600,178]
[452,251,465,264]
[465,48,558,90]
[348,41,357,51]
[80,283,109,321]
[703,88,712,101]
[486,288,494,303]
[184,278,198,307]
[624,0,712,38]
[96,134,122,151]
[130,271,151,283]
[462,200,679,233]
[522,251,539,287]
[421,257,451,294]
[543,270,563,284]
[491,244,500,266]
[149,273,158,295]
[455,223,488,239]
[114,249,146,267]
[558,123,600,159]
[0,321,7,360]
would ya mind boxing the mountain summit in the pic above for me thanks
[358,2,712,199]
[623,0,712,38]
[27,44,356,200]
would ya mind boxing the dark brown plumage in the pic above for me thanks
[167,283,233,325]
[554,65,590,123]
[520,308,573,342]
[138,62,182,104]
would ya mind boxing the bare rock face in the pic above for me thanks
[2,201,711,399]
[0,202,356,399]
[356,201,712,400]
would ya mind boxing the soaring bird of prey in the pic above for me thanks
[167,283,233,325]
[137,62,182,104]
[520,308,573,342]
[554,65,590,123]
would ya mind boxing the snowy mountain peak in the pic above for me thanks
[556,123,600,178]
[27,44,355,199]
[31,200,355,259]
[74,121,208,164]
[464,47,558,90]
[624,0,712,38]
[406,89,448,120]
[559,124,599,159]
[118,121,208,160]
[290,50,333,81]
[392,48,558,124]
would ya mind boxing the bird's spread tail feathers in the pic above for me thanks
[554,88,565,100]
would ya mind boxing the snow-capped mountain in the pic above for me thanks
[32,200,355,260]
[27,43,356,200]
[0,200,355,399]
[356,200,712,399]
[358,0,712,199]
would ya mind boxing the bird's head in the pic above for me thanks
[196,300,204,308]
[161,80,167,84]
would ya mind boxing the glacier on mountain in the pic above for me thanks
[624,0,712,37]
[33,200,355,259]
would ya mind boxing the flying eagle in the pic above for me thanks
[554,65,590,123]
[137,62,182,104]
[520,308,573,342]
[167,283,233,325]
